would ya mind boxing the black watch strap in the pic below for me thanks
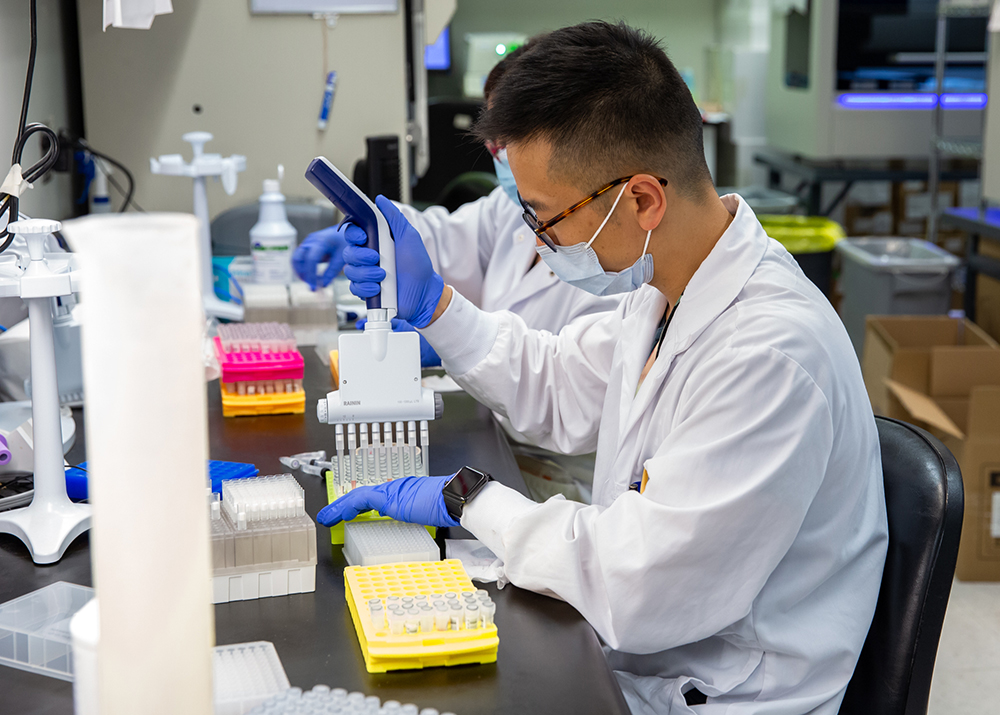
[443,466,493,520]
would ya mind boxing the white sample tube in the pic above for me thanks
[480,600,496,627]
[419,605,434,633]
[347,423,358,489]
[63,214,213,715]
[434,604,449,631]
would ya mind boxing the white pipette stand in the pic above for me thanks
[151,131,246,321]
[0,219,90,564]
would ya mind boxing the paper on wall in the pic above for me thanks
[103,0,173,31]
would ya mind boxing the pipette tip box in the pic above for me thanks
[343,520,440,567]
[211,474,317,604]
[65,460,258,501]
[0,581,94,681]
[344,560,498,673]
[247,684,454,715]
[214,640,290,715]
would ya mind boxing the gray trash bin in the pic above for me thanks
[835,237,961,356]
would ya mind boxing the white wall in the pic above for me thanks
[75,0,411,218]
[427,1,718,103]
[0,0,75,222]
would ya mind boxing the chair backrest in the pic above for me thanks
[839,417,964,715]
[210,201,339,256]
[411,98,495,204]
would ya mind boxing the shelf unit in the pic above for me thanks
[927,0,994,243]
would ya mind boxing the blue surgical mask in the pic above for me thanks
[493,154,520,206]
[535,183,654,296]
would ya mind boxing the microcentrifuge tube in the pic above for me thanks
[389,608,405,635]
[475,589,488,598]
[370,605,385,630]
[405,608,420,634]
[449,603,463,630]
[419,709,440,715]
[401,596,414,608]
[434,603,449,631]
[401,704,419,715]
[444,592,457,600]
[383,702,402,715]
[481,600,496,627]
[465,604,480,630]
[386,595,401,608]
[419,605,434,632]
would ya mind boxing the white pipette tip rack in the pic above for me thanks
[247,685,457,715]
[214,641,290,715]
[221,474,306,531]
[343,520,440,568]
[210,474,316,604]
[217,322,297,354]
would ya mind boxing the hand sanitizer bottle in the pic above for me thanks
[251,165,297,284]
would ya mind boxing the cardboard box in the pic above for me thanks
[975,237,1000,343]
[884,375,1000,582]
[861,316,999,417]
[844,205,894,236]
[893,180,961,240]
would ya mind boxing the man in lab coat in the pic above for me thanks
[292,41,620,346]
[319,21,889,715]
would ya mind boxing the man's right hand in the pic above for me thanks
[292,224,351,290]
[342,196,446,328]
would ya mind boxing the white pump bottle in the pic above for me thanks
[251,165,297,284]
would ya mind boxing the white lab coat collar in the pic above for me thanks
[615,195,768,457]
[660,194,767,358]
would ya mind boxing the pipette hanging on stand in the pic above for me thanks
[305,158,442,499]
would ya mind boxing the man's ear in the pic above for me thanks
[631,175,667,233]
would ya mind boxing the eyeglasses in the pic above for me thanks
[519,176,668,251]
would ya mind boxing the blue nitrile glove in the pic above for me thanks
[292,224,355,290]
[316,475,460,528]
[341,196,445,328]
[355,317,442,368]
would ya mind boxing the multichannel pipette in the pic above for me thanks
[304,158,443,498]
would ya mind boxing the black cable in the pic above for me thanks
[0,0,60,254]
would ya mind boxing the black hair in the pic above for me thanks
[483,34,548,104]
[473,21,711,198]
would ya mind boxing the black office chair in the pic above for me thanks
[839,417,964,715]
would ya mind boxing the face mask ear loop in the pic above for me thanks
[641,229,652,257]
[586,183,630,248]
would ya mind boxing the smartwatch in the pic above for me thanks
[442,466,493,520]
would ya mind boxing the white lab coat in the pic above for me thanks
[419,195,889,714]
[397,188,621,333]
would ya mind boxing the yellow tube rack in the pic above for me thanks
[219,386,306,417]
[345,560,499,673]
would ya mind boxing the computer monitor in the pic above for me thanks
[425,26,451,72]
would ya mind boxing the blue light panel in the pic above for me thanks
[837,93,988,110]
[939,93,988,110]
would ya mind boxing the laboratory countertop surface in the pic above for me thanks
[0,349,629,715]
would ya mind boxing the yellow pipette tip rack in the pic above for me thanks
[345,560,499,673]
[324,470,434,545]
[220,387,306,417]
